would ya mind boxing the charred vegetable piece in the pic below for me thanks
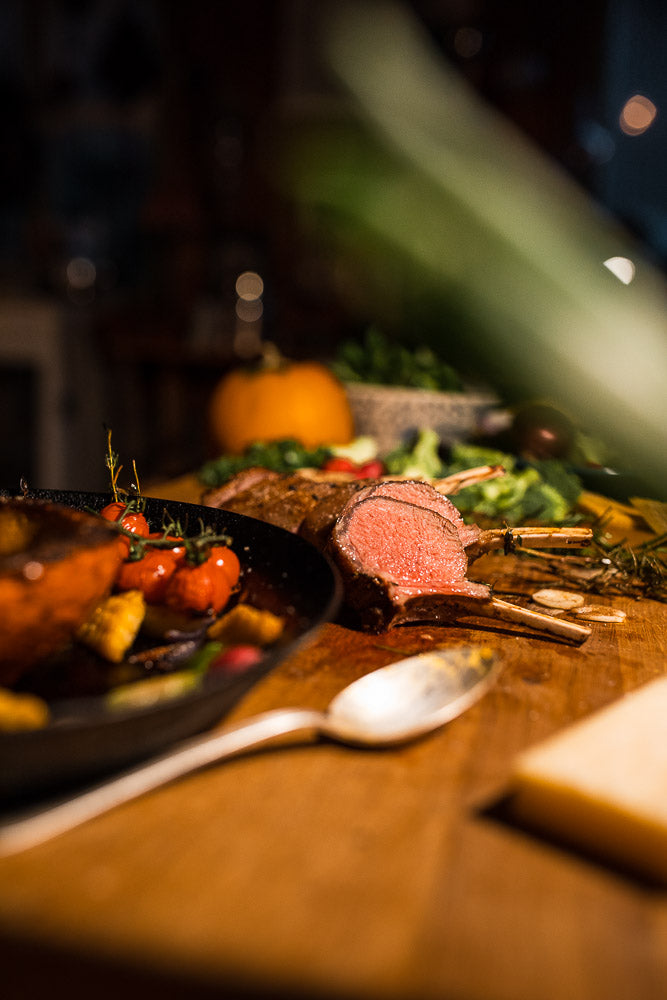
[0,687,50,731]
[106,670,202,711]
[207,603,285,646]
[77,590,146,663]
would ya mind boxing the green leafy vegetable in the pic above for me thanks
[331,327,463,391]
[448,443,582,525]
[198,431,582,526]
[385,428,444,479]
[199,439,333,488]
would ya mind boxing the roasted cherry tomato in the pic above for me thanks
[164,561,232,615]
[116,548,182,604]
[207,545,241,587]
[147,532,186,563]
[100,501,150,537]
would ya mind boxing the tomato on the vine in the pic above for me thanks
[164,560,232,615]
[207,545,241,587]
[147,532,186,562]
[116,548,182,604]
[100,501,150,538]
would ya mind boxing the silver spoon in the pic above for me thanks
[0,645,500,856]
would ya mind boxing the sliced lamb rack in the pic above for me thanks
[204,468,592,641]
[330,484,591,642]
[331,494,491,631]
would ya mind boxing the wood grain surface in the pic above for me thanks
[1,545,666,1000]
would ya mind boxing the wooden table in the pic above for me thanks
[1,520,666,999]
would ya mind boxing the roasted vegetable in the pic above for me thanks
[207,603,285,646]
[77,589,146,663]
[0,687,49,731]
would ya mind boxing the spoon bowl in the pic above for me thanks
[0,645,500,856]
[326,645,499,744]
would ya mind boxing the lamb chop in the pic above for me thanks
[204,467,593,642]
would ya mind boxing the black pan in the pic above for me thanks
[0,489,341,801]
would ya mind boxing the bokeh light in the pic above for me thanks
[603,256,636,284]
[619,95,657,136]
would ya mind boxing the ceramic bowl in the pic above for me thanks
[345,382,497,453]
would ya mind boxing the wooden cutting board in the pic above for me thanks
[1,543,666,1000]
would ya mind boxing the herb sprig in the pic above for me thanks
[519,530,667,603]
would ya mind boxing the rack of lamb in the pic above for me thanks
[203,467,592,643]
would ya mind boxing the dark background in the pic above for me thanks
[0,0,662,488]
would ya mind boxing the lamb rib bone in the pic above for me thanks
[390,594,590,643]
[467,525,593,561]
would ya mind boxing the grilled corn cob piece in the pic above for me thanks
[77,589,146,663]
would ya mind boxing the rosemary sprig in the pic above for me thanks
[518,530,667,603]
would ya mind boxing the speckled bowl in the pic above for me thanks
[345,383,498,453]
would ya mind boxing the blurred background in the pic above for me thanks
[0,0,665,492]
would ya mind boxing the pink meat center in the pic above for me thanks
[348,480,479,548]
[341,496,469,593]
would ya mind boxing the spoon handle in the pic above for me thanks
[0,707,325,857]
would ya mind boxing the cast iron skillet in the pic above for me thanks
[0,489,342,801]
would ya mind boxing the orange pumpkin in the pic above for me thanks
[209,358,355,454]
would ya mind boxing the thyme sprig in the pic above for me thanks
[105,427,142,504]
[103,429,233,563]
